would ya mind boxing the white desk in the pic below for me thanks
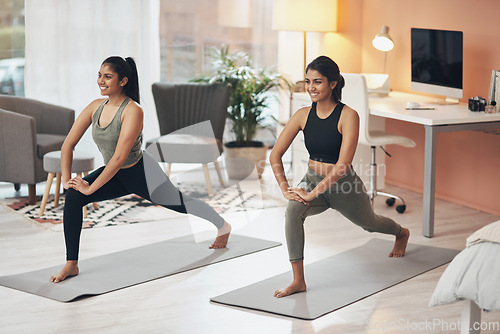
[370,91,500,237]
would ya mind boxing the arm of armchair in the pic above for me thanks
[0,108,38,184]
[0,96,75,136]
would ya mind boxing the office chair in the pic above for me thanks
[342,73,416,213]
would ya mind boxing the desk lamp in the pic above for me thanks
[273,0,337,91]
[372,25,394,74]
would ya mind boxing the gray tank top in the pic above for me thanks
[91,97,143,167]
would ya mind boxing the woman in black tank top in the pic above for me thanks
[270,56,410,298]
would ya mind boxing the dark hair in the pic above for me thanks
[306,55,345,103]
[101,56,140,103]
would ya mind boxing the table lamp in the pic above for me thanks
[217,0,252,28]
[273,0,337,91]
[372,25,394,74]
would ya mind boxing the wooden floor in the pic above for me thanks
[0,166,499,334]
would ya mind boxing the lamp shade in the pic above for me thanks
[372,25,394,52]
[273,0,337,32]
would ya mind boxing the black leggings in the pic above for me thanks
[63,153,225,260]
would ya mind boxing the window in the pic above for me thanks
[0,0,25,96]
[159,0,277,83]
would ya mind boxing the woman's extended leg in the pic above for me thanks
[125,152,230,248]
[329,170,409,257]
[183,193,231,248]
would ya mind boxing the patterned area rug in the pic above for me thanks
[2,180,286,231]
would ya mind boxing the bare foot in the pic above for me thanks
[274,280,307,298]
[209,221,231,249]
[389,227,410,257]
[50,261,79,283]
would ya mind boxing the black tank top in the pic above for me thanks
[303,102,344,164]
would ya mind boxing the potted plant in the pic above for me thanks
[192,45,292,179]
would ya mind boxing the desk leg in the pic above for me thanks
[423,126,437,237]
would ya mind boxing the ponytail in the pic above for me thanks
[306,55,343,103]
[332,74,345,103]
[102,56,140,104]
[124,57,140,103]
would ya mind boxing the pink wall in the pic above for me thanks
[330,0,500,215]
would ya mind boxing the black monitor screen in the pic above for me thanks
[411,28,463,89]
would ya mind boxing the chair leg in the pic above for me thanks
[369,146,407,213]
[54,173,62,208]
[202,164,214,196]
[28,184,37,205]
[368,146,377,205]
[39,173,55,216]
[375,191,406,206]
[214,160,225,187]
[165,163,171,177]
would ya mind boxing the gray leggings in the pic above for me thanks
[285,167,401,262]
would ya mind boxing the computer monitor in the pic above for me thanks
[411,28,463,103]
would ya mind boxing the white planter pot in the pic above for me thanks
[224,144,268,180]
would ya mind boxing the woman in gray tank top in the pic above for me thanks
[50,56,231,283]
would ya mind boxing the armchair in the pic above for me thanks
[146,82,231,196]
[0,95,74,204]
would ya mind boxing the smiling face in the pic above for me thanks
[97,64,128,97]
[305,69,336,103]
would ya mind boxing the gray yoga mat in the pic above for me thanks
[0,234,280,302]
[210,238,460,320]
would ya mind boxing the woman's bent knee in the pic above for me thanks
[285,200,307,218]
[64,188,84,207]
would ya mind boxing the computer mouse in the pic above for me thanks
[406,102,421,109]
